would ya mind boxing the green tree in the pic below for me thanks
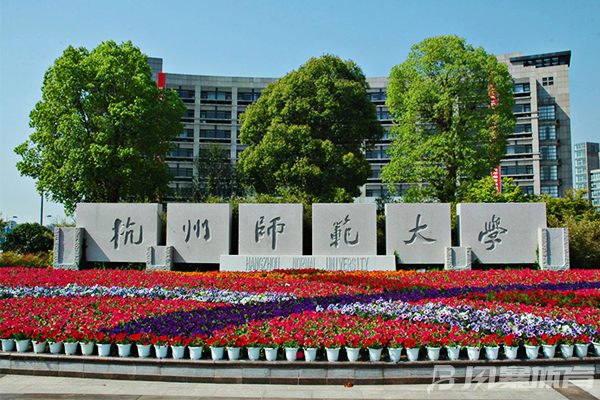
[238,54,383,203]
[15,40,186,213]
[460,176,532,203]
[0,223,53,254]
[187,143,244,201]
[382,35,516,203]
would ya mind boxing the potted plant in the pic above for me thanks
[46,331,64,354]
[94,332,113,357]
[170,336,191,359]
[63,331,80,355]
[151,334,170,359]
[558,335,575,358]
[523,336,540,359]
[111,333,134,357]
[31,330,48,354]
[130,333,152,358]
[188,335,206,360]
[206,336,227,361]
[540,333,559,358]
[365,334,386,362]
[387,335,404,363]
[574,334,590,358]
[1,329,16,352]
[301,336,319,362]
[482,334,501,361]
[502,334,521,360]
[13,329,32,353]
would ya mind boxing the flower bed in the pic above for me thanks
[1,267,600,362]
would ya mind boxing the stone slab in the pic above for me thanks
[312,203,376,256]
[444,247,472,271]
[146,246,174,271]
[238,204,303,255]
[457,203,546,264]
[76,203,162,263]
[385,203,451,264]
[166,203,232,263]
[53,227,84,270]
[539,228,570,271]
[220,255,396,271]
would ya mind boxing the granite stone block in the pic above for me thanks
[538,228,570,271]
[239,204,303,255]
[457,203,546,264]
[77,203,162,262]
[167,203,232,263]
[313,204,377,255]
[53,227,83,270]
[386,203,451,264]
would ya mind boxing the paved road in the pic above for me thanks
[1,374,599,400]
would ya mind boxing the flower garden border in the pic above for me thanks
[2,352,599,386]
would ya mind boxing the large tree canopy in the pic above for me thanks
[237,54,383,203]
[15,40,186,213]
[382,35,515,203]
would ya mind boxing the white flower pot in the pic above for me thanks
[136,344,151,358]
[388,347,402,362]
[154,344,168,359]
[97,343,111,357]
[64,342,78,355]
[33,341,47,354]
[1,339,15,352]
[446,346,460,360]
[264,347,278,361]
[172,345,186,359]
[48,341,63,354]
[325,347,340,362]
[575,343,589,358]
[592,342,600,357]
[467,347,481,361]
[485,346,499,361]
[406,347,420,362]
[16,339,30,353]
[345,347,360,362]
[227,347,240,361]
[426,347,441,361]
[189,346,203,360]
[285,347,299,361]
[503,345,518,360]
[524,345,539,359]
[80,342,94,356]
[304,348,317,362]
[542,344,556,358]
[560,344,574,358]
[368,348,383,362]
[117,343,131,357]
[210,346,224,360]
[246,347,260,361]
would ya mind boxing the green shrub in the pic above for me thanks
[0,222,53,254]
[0,251,52,268]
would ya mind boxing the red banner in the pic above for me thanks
[157,72,166,89]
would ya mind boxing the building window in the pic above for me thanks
[177,129,194,138]
[376,108,391,120]
[200,129,231,139]
[591,172,600,181]
[200,110,232,119]
[168,148,194,158]
[182,109,195,119]
[368,92,387,101]
[575,174,587,182]
[237,92,261,101]
[576,182,588,190]
[575,150,585,158]
[539,105,555,120]
[513,104,531,113]
[514,83,530,93]
[519,186,534,195]
[541,165,558,181]
[575,167,586,175]
[168,167,193,178]
[539,125,556,140]
[201,91,232,101]
[365,185,389,197]
[501,165,533,175]
[541,186,559,198]
[515,124,532,134]
[540,145,557,160]
[506,145,532,155]
[542,77,554,86]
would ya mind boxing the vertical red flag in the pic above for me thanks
[157,72,166,89]
[489,78,501,193]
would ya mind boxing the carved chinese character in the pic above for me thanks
[404,214,436,245]
[183,218,210,243]
[330,215,359,248]
[478,214,508,250]
[255,216,285,250]
[110,217,143,250]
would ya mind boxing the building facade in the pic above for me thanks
[574,141,600,205]
[150,50,572,200]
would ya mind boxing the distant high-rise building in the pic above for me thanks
[150,50,573,200]
[574,142,600,205]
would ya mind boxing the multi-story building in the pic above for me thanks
[574,141,600,204]
[149,50,572,200]
[591,169,600,208]
[496,51,572,197]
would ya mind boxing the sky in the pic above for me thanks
[1,0,599,224]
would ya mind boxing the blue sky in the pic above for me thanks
[1,0,599,223]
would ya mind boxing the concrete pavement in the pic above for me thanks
[1,374,599,400]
